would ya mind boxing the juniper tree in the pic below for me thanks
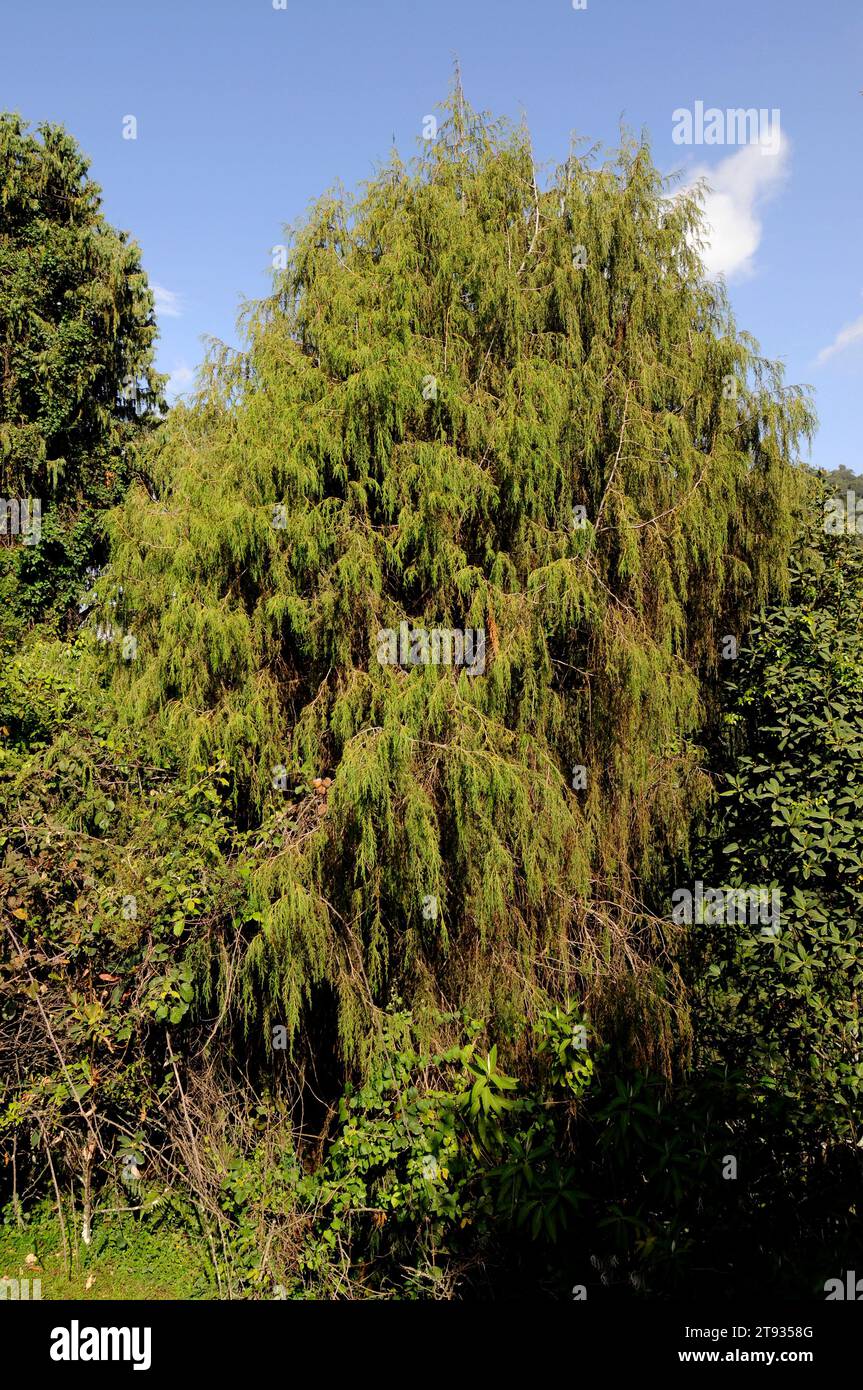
[0,114,164,629]
[99,90,813,1068]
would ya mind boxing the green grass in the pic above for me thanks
[0,1203,217,1301]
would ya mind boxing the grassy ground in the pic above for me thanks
[0,1204,216,1300]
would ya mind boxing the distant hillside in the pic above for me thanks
[820,465,863,495]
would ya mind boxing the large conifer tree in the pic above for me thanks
[99,90,813,1067]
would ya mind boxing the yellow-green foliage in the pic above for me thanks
[94,90,813,1065]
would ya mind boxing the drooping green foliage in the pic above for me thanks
[0,113,164,630]
[96,90,812,1064]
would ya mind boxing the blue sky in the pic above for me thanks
[2,0,861,471]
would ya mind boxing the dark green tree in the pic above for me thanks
[0,113,164,631]
[695,486,863,1145]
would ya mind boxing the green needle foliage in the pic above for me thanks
[0,113,164,630]
[94,88,813,1068]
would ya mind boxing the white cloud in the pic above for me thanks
[152,284,182,318]
[816,296,863,365]
[682,126,790,281]
[166,363,195,398]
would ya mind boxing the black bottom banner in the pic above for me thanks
[3,1298,859,1377]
